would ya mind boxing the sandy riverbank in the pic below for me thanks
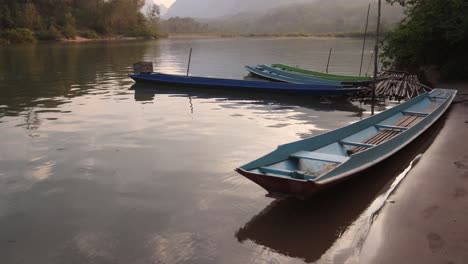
[359,84,468,263]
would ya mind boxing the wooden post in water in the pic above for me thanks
[359,3,371,76]
[371,0,381,116]
[186,47,193,76]
[326,48,333,73]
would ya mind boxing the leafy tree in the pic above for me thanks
[16,1,42,30]
[382,0,468,80]
[0,4,15,29]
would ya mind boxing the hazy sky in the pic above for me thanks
[155,0,176,7]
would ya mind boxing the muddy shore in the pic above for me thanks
[359,84,468,263]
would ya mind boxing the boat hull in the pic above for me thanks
[130,73,365,96]
[272,64,372,82]
[235,168,320,199]
[236,89,457,199]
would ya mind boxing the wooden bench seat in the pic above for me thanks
[290,151,349,163]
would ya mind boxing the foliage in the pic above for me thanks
[0,0,161,43]
[382,0,468,80]
[160,17,210,33]
[0,28,36,44]
[36,26,61,41]
[79,30,98,40]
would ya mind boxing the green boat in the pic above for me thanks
[272,64,372,82]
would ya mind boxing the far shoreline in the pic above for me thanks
[1,32,377,45]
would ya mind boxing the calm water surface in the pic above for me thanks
[0,38,432,263]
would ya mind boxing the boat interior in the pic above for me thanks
[249,90,452,180]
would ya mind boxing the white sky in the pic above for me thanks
[154,0,176,7]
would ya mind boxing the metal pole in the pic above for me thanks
[371,0,381,116]
[359,3,371,76]
[326,48,332,73]
[186,47,193,76]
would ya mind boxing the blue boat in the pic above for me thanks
[129,72,365,96]
[236,89,457,199]
[245,65,342,85]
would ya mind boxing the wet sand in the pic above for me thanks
[359,84,468,263]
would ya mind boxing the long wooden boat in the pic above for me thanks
[272,64,372,82]
[236,89,457,199]
[129,72,365,96]
[245,65,342,86]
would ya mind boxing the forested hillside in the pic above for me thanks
[161,0,403,35]
[0,0,161,44]
[164,0,308,19]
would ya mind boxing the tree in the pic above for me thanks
[16,1,42,30]
[382,0,468,80]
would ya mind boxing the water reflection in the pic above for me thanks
[0,38,390,264]
[0,41,152,125]
[131,83,360,112]
[235,114,446,263]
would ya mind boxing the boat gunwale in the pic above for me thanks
[252,64,342,86]
[238,89,457,188]
[315,89,456,184]
[271,63,372,82]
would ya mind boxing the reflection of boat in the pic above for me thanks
[272,64,372,82]
[236,114,447,262]
[130,83,363,113]
[129,72,365,96]
[236,89,457,199]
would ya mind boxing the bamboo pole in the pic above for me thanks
[359,3,371,76]
[326,48,333,73]
[186,47,193,76]
[371,0,381,116]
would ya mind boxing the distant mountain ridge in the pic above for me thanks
[160,0,404,35]
[164,0,311,19]
[141,0,168,17]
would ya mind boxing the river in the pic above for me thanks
[0,37,433,263]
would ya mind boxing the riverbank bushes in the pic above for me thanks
[0,28,35,44]
[382,0,468,80]
[0,0,161,44]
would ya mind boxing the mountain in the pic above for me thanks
[159,4,168,17]
[161,0,404,34]
[141,0,158,16]
[141,0,169,17]
[164,0,311,19]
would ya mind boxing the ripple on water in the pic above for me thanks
[146,231,217,263]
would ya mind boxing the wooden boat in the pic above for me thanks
[236,89,457,199]
[129,72,365,96]
[245,65,342,86]
[272,63,372,82]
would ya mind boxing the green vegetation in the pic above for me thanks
[0,28,35,44]
[160,17,209,34]
[382,0,468,80]
[0,0,161,44]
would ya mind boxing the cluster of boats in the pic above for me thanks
[129,62,457,199]
[130,63,368,96]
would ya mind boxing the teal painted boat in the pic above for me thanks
[246,65,342,86]
[236,88,457,199]
[272,64,372,82]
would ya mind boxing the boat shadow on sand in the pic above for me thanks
[235,110,449,263]
[130,83,364,114]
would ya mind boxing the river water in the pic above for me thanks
[0,38,435,263]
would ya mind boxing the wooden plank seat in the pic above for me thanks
[348,110,427,154]
[375,124,409,131]
[259,167,315,179]
[347,129,400,154]
[402,110,429,116]
[290,151,349,163]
